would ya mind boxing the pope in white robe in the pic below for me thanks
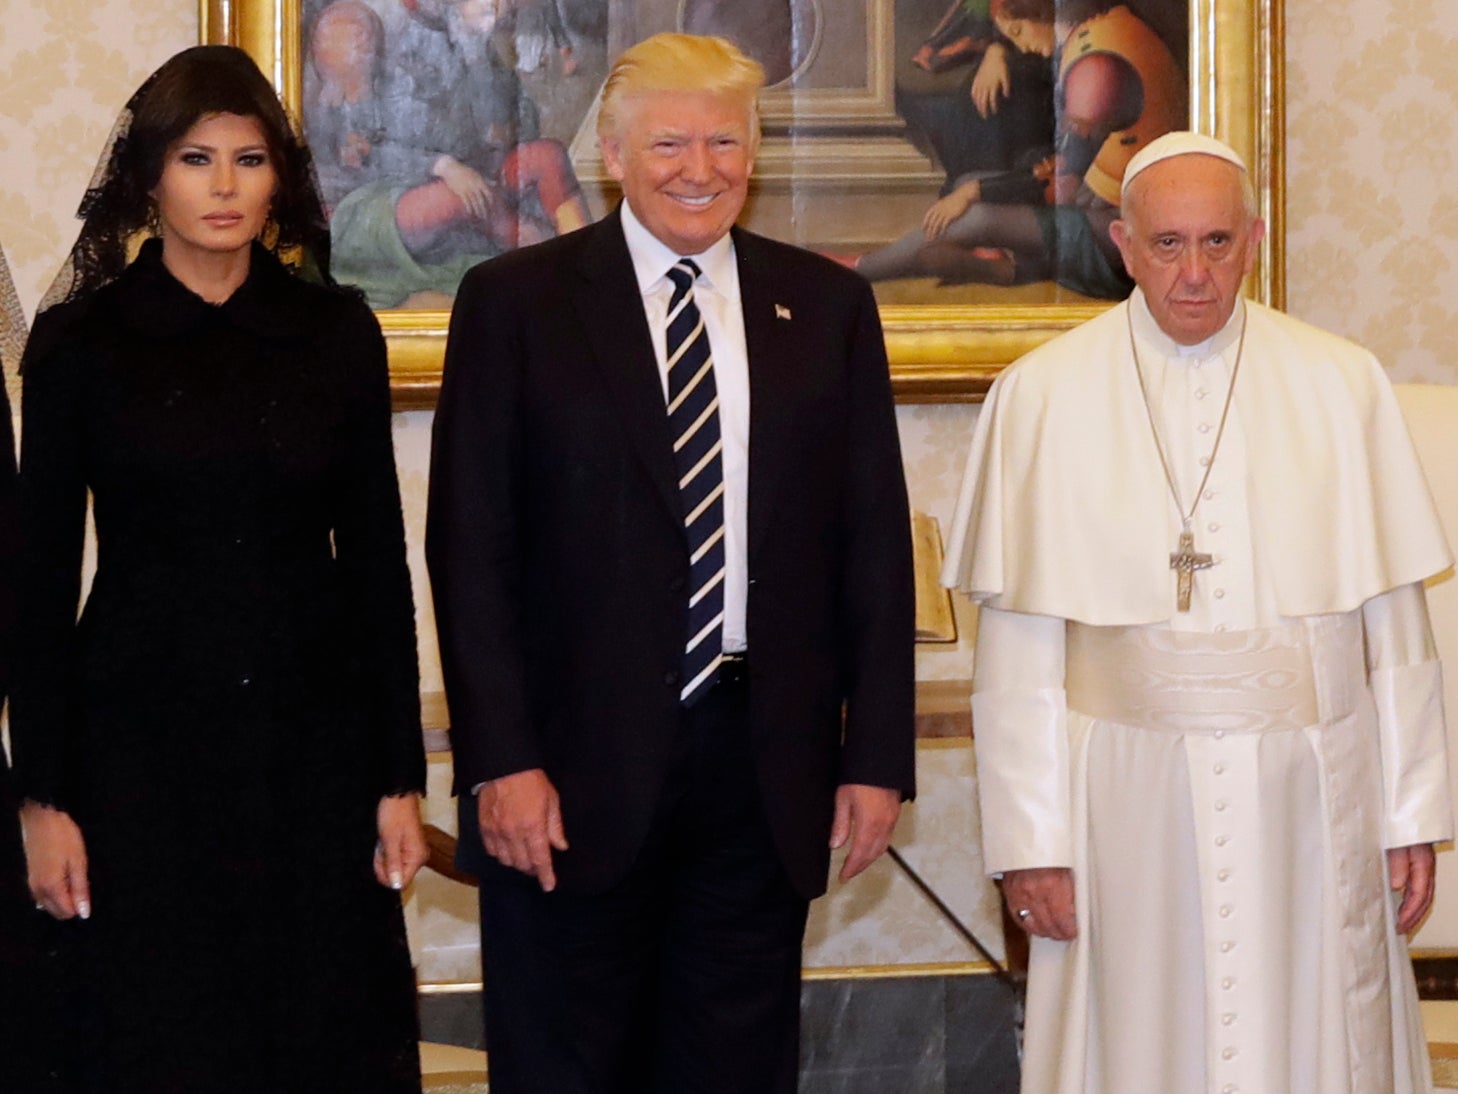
[942,132,1455,1094]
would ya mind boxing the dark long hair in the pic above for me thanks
[61,44,333,302]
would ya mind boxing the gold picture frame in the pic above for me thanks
[201,0,1283,407]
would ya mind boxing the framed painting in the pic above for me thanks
[200,0,1283,406]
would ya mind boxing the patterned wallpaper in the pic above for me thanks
[0,2,194,310]
[1284,0,1458,382]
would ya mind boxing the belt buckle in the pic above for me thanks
[718,653,750,688]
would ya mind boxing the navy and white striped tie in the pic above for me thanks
[665,259,725,704]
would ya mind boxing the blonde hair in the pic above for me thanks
[597,33,765,145]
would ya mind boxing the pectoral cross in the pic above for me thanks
[1169,528,1214,612]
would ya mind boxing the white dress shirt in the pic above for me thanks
[619,202,750,653]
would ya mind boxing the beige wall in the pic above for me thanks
[7,0,1458,969]
[0,3,194,309]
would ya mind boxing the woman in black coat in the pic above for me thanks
[12,46,427,1092]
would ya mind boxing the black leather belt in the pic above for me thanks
[718,652,750,689]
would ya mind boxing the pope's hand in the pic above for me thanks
[1002,866,1076,940]
[1388,843,1437,935]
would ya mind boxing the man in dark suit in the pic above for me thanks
[427,32,915,1093]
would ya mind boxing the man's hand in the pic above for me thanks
[1388,843,1437,935]
[830,784,901,882]
[373,793,428,891]
[1002,866,1076,940]
[478,768,568,892]
[20,802,91,920]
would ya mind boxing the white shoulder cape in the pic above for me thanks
[940,294,1452,625]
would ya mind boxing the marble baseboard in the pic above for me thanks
[800,973,1020,1094]
[419,990,486,1053]
[419,972,1022,1094]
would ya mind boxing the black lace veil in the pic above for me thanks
[39,44,335,315]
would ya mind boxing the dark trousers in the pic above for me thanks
[477,682,810,1093]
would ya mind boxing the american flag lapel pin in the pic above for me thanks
[774,303,792,320]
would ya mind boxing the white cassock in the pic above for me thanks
[943,289,1455,1094]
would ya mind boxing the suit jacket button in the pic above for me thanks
[669,577,686,593]
[664,670,679,687]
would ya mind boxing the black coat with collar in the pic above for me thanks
[9,240,425,1086]
[12,240,425,811]
[428,209,916,899]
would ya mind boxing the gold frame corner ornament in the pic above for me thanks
[204,0,1284,407]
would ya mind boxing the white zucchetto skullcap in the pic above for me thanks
[1120,131,1248,200]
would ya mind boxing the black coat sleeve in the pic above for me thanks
[425,262,542,795]
[836,277,917,798]
[9,309,90,809]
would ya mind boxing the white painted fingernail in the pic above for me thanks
[77,900,92,920]
[390,871,403,890]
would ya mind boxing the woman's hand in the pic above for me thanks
[374,793,428,891]
[20,802,91,920]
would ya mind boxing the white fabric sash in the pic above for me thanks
[1065,619,1361,734]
